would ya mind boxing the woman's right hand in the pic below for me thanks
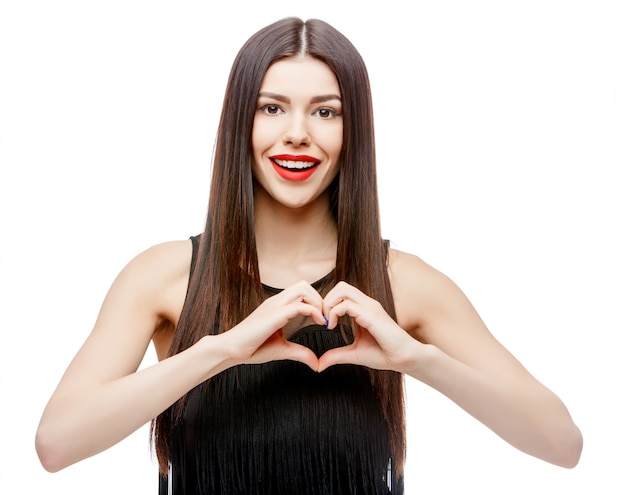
[217,280,326,370]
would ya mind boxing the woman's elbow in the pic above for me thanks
[35,422,70,473]
[548,423,583,469]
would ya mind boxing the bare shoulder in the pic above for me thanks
[50,239,194,397]
[117,239,193,324]
[124,239,192,289]
[388,248,529,376]
[88,237,194,348]
[388,248,479,340]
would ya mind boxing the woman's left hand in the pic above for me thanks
[318,281,422,373]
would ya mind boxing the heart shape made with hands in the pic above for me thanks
[249,280,408,373]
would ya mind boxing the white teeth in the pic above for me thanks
[274,159,316,169]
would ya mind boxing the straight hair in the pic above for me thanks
[153,17,406,479]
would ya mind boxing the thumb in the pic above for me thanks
[317,346,355,372]
[283,342,320,371]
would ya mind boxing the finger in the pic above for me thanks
[317,346,357,372]
[323,281,365,306]
[280,282,325,317]
[322,281,368,327]
[282,280,325,305]
[281,342,320,371]
[324,298,362,330]
[285,301,327,327]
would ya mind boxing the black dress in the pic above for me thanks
[159,236,404,494]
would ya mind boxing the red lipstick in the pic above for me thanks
[269,154,320,182]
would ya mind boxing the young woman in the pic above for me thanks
[35,18,582,494]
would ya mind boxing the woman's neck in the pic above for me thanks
[254,189,337,287]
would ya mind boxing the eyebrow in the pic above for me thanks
[258,92,342,104]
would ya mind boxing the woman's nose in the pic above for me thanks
[283,114,311,146]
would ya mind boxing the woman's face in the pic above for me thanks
[251,56,343,210]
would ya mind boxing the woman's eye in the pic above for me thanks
[260,104,283,115]
[314,107,339,119]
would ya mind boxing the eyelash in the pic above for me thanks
[314,107,341,119]
[258,104,284,116]
[257,104,341,119]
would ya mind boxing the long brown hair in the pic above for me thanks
[153,17,405,477]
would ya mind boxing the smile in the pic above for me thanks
[269,155,321,181]
[273,159,318,170]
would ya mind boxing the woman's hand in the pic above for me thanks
[318,281,421,373]
[219,280,327,371]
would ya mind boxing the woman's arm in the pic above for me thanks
[35,240,224,472]
[318,249,583,468]
[36,240,324,472]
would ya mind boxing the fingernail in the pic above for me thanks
[323,315,329,329]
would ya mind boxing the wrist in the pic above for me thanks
[193,334,236,380]
[401,340,440,379]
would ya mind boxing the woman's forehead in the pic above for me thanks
[259,56,340,97]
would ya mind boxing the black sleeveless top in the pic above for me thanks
[159,236,404,494]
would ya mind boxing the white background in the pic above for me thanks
[1,0,624,493]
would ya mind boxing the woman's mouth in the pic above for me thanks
[270,155,320,181]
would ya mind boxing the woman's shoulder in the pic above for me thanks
[111,238,194,320]
[124,238,193,285]
[388,248,453,291]
[387,248,464,336]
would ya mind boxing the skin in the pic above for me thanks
[35,56,582,474]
